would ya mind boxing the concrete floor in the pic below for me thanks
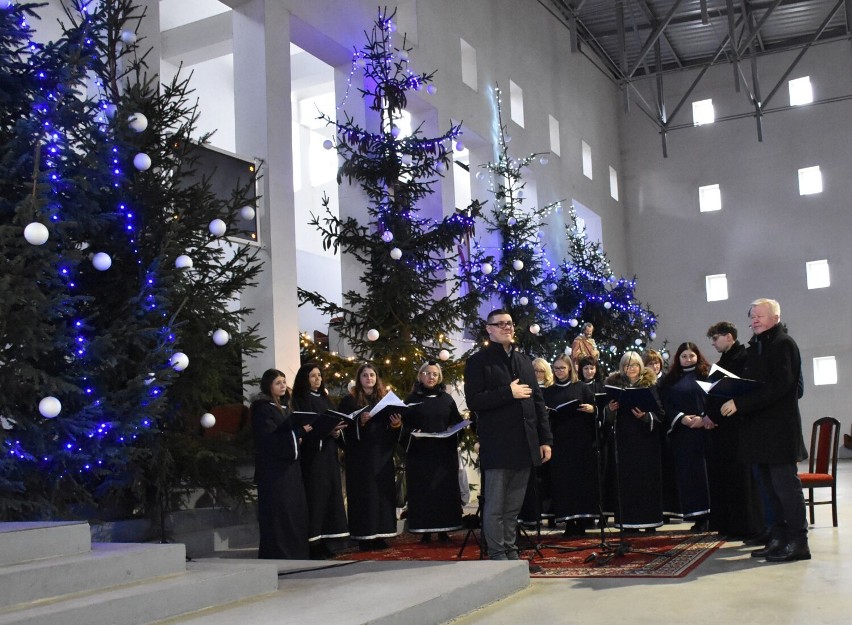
[451,460,852,625]
[168,460,850,625]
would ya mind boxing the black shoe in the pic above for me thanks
[690,518,710,533]
[373,538,390,550]
[743,528,771,546]
[437,532,450,542]
[766,539,811,563]
[528,563,543,573]
[358,540,374,552]
[751,537,785,558]
[419,533,432,543]
[643,527,657,534]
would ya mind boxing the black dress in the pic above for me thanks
[402,384,464,534]
[292,391,349,543]
[250,395,309,559]
[543,380,598,524]
[603,370,665,529]
[659,368,711,521]
[338,393,400,541]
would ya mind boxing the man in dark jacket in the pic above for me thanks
[720,299,809,562]
[464,309,553,560]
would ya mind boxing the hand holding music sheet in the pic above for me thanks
[604,384,660,413]
[410,419,471,439]
[292,408,359,438]
[696,364,763,398]
[546,399,579,415]
[367,391,421,423]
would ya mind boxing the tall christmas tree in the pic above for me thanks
[465,85,559,355]
[550,203,658,373]
[1,0,263,521]
[298,9,482,392]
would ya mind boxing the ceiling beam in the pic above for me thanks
[627,0,685,78]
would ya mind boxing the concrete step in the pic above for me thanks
[0,559,279,625]
[177,522,259,559]
[0,522,90,566]
[0,542,186,609]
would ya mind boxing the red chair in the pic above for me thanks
[798,417,840,527]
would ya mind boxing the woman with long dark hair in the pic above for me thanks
[403,361,464,542]
[338,362,402,550]
[250,368,309,559]
[658,342,713,532]
[291,363,349,558]
[545,354,597,536]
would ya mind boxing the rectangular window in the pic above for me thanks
[692,98,715,125]
[799,166,823,195]
[460,38,477,91]
[582,141,592,180]
[806,259,830,289]
[609,166,619,201]
[813,356,837,386]
[453,148,472,211]
[510,80,524,127]
[789,76,813,106]
[705,274,728,302]
[549,115,561,156]
[699,184,722,212]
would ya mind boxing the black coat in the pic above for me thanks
[464,342,553,470]
[736,324,807,464]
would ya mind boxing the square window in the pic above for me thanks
[510,80,524,127]
[692,99,715,126]
[699,184,722,212]
[789,76,813,106]
[549,115,561,157]
[705,274,728,302]
[582,141,592,180]
[609,166,619,201]
[813,356,837,386]
[806,259,830,289]
[799,166,822,195]
[460,39,477,91]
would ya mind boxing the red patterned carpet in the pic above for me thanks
[333,529,725,578]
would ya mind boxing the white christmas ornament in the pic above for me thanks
[212,329,230,346]
[209,219,227,237]
[512,259,524,271]
[662,351,670,361]
[239,205,255,221]
[519,296,529,306]
[426,84,437,95]
[604,302,612,309]
[133,152,152,171]
[540,156,549,166]
[548,283,558,293]
[128,113,148,132]
[92,252,112,271]
[200,413,216,429]
[549,302,558,310]
[507,217,517,226]
[391,126,401,138]
[481,262,493,275]
[356,57,366,68]
[569,318,579,327]
[367,329,380,341]
[529,323,541,335]
[475,171,485,180]
[381,231,394,243]
[399,50,409,61]
[175,255,193,269]
[390,247,402,260]
[322,139,334,150]
[649,331,657,340]
[120,30,137,44]
[39,396,62,419]
[634,339,642,346]
[504,135,512,144]
[24,222,49,245]
[455,140,464,152]
[438,349,450,361]
[104,103,118,119]
[170,352,189,371]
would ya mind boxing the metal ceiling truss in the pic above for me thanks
[541,0,852,155]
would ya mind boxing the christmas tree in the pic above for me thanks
[550,203,658,373]
[465,85,559,355]
[298,8,482,391]
[1,0,263,522]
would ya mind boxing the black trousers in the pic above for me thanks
[757,463,808,541]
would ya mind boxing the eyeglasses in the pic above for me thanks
[626,363,642,368]
[487,321,514,329]
[553,365,569,370]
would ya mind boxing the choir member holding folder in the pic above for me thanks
[544,355,598,536]
[291,364,350,559]
[338,363,401,551]
[250,369,309,559]
[402,362,465,542]
[604,352,665,532]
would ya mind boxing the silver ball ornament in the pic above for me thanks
[175,255,193,269]
[390,247,402,260]
[39,396,62,419]
[92,252,112,271]
[529,323,541,335]
[481,262,493,275]
[438,349,450,361]
[381,231,394,243]
[133,152,152,171]
[367,329,380,341]
[128,113,148,132]
[200,413,216,429]
[24,222,49,245]
[209,219,227,237]
[512,259,524,271]
[239,205,255,221]
[170,352,189,371]
[212,329,230,346]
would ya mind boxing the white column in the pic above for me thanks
[232,0,301,381]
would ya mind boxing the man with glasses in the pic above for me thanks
[464,309,552,561]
